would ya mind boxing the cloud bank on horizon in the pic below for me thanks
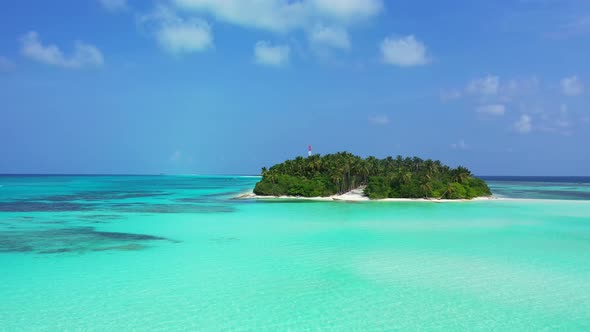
[0,0,588,175]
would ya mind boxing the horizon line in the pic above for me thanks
[1,173,590,178]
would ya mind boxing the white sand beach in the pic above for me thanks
[237,186,497,202]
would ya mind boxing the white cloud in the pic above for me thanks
[380,35,430,67]
[368,114,389,125]
[0,56,15,72]
[172,0,382,54]
[446,76,539,102]
[174,0,302,32]
[98,0,127,12]
[537,104,573,135]
[310,0,383,22]
[156,22,212,54]
[451,140,469,150]
[514,114,532,134]
[561,75,584,96]
[173,0,383,33]
[254,41,290,66]
[19,31,103,69]
[139,6,213,54]
[476,104,506,116]
[467,75,500,95]
[502,77,539,96]
[444,75,581,135]
[309,24,351,50]
[440,89,462,102]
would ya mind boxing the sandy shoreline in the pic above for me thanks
[235,187,498,202]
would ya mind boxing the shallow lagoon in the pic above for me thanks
[1,175,589,331]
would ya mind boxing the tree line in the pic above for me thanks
[253,152,491,199]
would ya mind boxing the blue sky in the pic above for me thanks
[0,0,588,175]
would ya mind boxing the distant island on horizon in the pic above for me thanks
[253,152,492,200]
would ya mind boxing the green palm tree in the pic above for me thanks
[402,172,412,185]
[424,159,437,176]
[267,170,277,184]
[420,181,432,198]
[440,183,454,199]
[452,166,472,183]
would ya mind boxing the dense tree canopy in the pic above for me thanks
[253,152,491,199]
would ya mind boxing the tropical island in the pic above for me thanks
[253,152,491,200]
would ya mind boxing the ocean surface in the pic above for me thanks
[1,175,590,331]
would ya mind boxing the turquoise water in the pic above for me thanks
[483,176,590,200]
[1,175,590,331]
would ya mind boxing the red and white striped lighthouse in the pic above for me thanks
[308,145,312,157]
